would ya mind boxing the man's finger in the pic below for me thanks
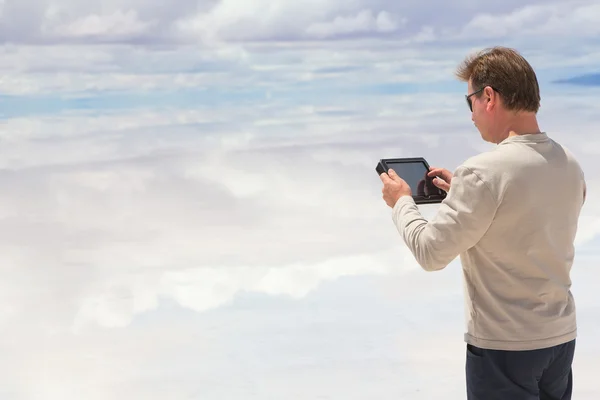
[379,172,390,183]
[428,168,451,181]
[428,168,443,177]
[433,178,450,191]
[388,168,401,181]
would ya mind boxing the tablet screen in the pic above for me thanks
[385,160,430,194]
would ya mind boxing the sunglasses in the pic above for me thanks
[465,86,501,112]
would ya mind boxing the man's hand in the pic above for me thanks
[427,167,453,192]
[380,168,412,208]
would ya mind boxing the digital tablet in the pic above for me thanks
[376,157,447,204]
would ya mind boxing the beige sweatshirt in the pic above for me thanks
[392,133,586,351]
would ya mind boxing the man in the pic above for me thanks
[379,47,586,400]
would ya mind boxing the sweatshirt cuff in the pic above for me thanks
[392,195,416,223]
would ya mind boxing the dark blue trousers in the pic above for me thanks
[466,339,575,400]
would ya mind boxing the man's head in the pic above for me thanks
[456,47,541,143]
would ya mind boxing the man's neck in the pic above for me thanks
[500,112,541,141]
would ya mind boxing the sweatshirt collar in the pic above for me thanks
[499,132,548,145]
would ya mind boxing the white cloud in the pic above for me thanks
[0,89,466,336]
[459,1,600,39]
[0,71,224,95]
[305,9,404,38]
[46,9,154,39]
[0,41,459,95]
[3,4,600,98]
[70,247,421,329]
[174,0,411,42]
[0,147,433,337]
[176,0,352,42]
[0,0,592,46]
[1,87,598,336]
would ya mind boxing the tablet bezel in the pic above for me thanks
[376,157,447,205]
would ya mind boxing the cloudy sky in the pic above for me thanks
[1,0,600,398]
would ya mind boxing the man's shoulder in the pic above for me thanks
[558,143,585,173]
[455,150,503,178]
[457,138,541,172]
[451,148,515,197]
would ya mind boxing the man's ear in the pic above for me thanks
[484,86,497,110]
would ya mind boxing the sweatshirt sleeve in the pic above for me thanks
[391,166,499,271]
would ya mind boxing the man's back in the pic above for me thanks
[460,132,586,351]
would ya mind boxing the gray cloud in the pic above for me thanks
[0,0,591,45]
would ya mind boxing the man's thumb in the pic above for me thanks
[388,168,399,180]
